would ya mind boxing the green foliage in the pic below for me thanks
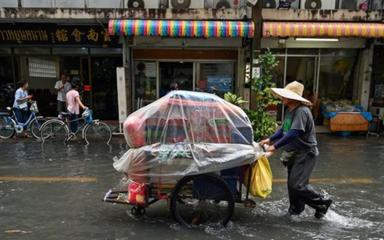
[224,92,247,106]
[247,49,280,141]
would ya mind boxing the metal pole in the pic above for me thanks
[282,48,288,122]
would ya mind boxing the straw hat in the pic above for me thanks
[271,81,312,106]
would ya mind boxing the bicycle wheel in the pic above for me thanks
[83,121,112,145]
[40,119,69,143]
[0,116,15,139]
[170,174,235,228]
[29,117,45,139]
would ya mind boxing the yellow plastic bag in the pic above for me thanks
[244,156,273,199]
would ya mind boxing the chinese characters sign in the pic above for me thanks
[0,23,119,46]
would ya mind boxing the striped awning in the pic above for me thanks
[108,19,254,38]
[263,22,384,38]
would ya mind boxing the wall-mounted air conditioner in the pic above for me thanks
[262,0,300,9]
[127,0,160,9]
[204,0,244,9]
[167,0,204,9]
[262,0,277,8]
[338,0,369,10]
[300,0,336,9]
[87,0,122,8]
[369,0,383,10]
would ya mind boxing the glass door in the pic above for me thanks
[286,56,318,95]
[133,61,157,109]
[159,62,193,97]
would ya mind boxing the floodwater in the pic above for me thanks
[0,135,383,240]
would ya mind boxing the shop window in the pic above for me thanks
[26,57,58,116]
[134,61,157,109]
[91,57,122,120]
[159,62,193,97]
[371,46,384,107]
[196,62,234,97]
[318,50,358,100]
[28,57,57,78]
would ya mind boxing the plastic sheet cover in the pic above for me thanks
[113,90,264,181]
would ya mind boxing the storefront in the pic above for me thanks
[108,19,254,119]
[0,22,122,120]
[131,48,238,109]
[261,21,376,128]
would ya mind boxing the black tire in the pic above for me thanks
[171,0,191,9]
[0,116,15,139]
[170,174,235,228]
[29,117,45,140]
[131,206,146,217]
[40,119,69,144]
[305,0,321,9]
[83,121,112,145]
[216,0,231,9]
[127,0,144,8]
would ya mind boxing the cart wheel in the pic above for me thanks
[131,206,145,217]
[170,174,235,228]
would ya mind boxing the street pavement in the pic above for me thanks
[0,135,383,240]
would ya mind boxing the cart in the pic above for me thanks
[103,91,265,227]
[104,165,260,227]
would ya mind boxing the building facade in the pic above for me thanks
[255,0,384,127]
[0,0,255,122]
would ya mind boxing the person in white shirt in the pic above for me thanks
[54,73,71,116]
[13,81,32,136]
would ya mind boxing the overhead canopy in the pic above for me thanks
[263,22,384,38]
[108,19,254,38]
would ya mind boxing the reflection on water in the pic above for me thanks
[0,135,384,240]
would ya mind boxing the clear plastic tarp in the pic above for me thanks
[113,90,264,182]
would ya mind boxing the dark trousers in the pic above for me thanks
[286,149,327,215]
[13,108,30,129]
[69,113,79,133]
[57,101,65,114]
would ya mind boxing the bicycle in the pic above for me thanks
[40,109,112,145]
[0,101,45,139]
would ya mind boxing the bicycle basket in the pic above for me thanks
[82,109,93,124]
[30,101,39,113]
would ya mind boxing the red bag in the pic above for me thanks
[128,182,147,206]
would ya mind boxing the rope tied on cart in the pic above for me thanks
[113,91,266,181]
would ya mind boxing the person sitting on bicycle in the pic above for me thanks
[66,79,87,134]
[13,81,33,136]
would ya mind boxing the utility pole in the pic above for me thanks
[250,0,262,110]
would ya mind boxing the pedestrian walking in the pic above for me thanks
[66,79,87,135]
[261,81,332,219]
[55,73,71,116]
[13,81,32,137]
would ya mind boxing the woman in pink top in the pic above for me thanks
[66,80,87,133]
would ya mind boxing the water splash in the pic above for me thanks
[323,209,376,229]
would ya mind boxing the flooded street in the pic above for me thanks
[0,135,383,240]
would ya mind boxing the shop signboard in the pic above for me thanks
[0,23,120,47]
